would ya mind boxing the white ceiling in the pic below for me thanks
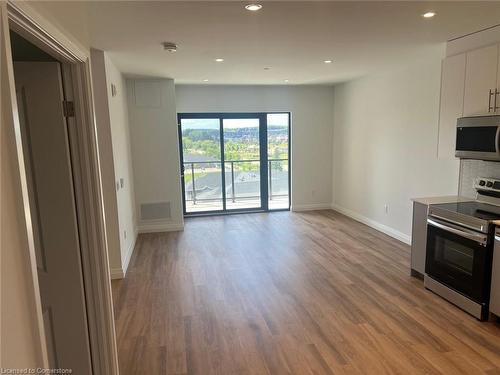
[85,1,500,85]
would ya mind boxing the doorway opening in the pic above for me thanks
[9,30,93,373]
[178,112,291,215]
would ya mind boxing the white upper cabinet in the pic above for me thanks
[463,44,499,116]
[438,53,466,159]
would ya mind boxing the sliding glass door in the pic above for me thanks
[178,112,290,215]
[267,113,290,210]
[223,117,264,210]
[179,118,224,213]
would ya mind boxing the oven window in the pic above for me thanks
[433,237,474,275]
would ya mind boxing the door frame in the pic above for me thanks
[3,2,119,374]
[177,112,291,216]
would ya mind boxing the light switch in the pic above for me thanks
[120,178,124,188]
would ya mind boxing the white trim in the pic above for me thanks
[331,204,411,245]
[7,1,88,60]
[110,228,138,280]
[138,221,184,233]
[292,203,333,212]
[1,3,48,366]
[109,268,124,280]
[121,228,137,277]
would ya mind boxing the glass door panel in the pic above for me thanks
[180,118,223,213]
[223,118,262,210]
[267,113,290,210]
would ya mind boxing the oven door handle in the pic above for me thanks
[427,218,488,246]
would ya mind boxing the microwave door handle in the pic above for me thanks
[496,125,500,154]
[427,218,488,246]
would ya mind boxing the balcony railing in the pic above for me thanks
[183,159,288,206]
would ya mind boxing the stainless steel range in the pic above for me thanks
[425,177,500,320]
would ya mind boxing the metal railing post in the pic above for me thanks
[231,161,235,202]
[191,163,196,205]
[269,160,273,201]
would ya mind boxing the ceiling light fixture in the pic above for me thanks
[245,4,263,11]
[324,60,333,64]
[162,42,178,52]
[203,79,209,82]
[284,79,289,83]
[215,58,224,62]
[264,67,271,70]
[422,11,436,18]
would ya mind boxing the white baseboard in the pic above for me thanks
[110,228,138,280]
[110,268,124,280]
[121,228,137,277]
[292,203,333,212]
[138,221,184,234]
[331,204,411,245]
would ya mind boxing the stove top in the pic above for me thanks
[427,177,500,233]
[431,201,500,221]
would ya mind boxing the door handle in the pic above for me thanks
[427,218,488,246]
[489,89,494,112]
[495,89,499,112]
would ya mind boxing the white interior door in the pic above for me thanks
[14,61,92,373]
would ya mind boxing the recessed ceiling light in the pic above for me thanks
[284,79,289,83]
[324,60,333,64]
[422,11,436,18]
[203,79,209,82]
[215,58,224,62]
[245,4,262,11]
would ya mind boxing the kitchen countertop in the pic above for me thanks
[411,195,474,205]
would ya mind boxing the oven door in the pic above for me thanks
[425,217,492,303]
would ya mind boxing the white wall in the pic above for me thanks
[332,54,460,243]
[176,85,335,210]
[104,54,137,277]
[90,49,122,278]
[91,49,137,279]
[127,79,184,232]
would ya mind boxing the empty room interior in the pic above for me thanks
[5,1,500,374]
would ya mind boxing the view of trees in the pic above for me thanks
[182,126,288,172]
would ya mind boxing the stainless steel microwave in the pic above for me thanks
[456,115,500,161]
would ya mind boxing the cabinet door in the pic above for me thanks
[463,44,499,116]
[496,46,500,113]
[438,54,466,159]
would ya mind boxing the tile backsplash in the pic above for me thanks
[459,160,500,198]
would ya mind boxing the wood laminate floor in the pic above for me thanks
[112,210,500,375]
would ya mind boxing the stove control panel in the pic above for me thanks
[475,177,500,192]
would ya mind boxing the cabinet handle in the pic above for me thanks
[489,89,494,112]
[495,89,500,112]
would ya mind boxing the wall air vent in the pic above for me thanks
[140,202,171,220]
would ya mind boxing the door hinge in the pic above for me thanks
[63,101,75,118]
